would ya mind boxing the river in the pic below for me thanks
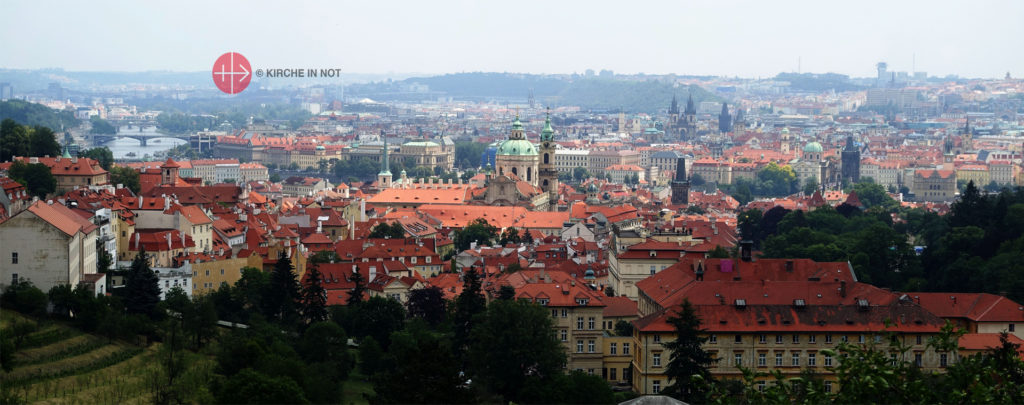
[104,125,188,160]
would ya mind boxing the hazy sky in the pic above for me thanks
[3,0,1023,79]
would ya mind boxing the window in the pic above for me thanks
[205,270,210,276]
[775,352,783,367]
[808,353,816,366]
[10,252,17,264]
[809,335,816,344]
[577,317,584,329]
[1011,324,1016,332]
[776,335,784,344]
[841,335,848,343]
[709,334,717,344]
[825,334,833,344]
[650,265,656,275]
[792,352,800,366]
[610,367,617,381]
[940,353,948,367]
[220,269,225,275]
[552,309,558,318]
[588,340,596,353]
[623,343,630,355]
[653,352,661,366]
[916,335,923,345]
[735,335,743,344]
[858,334,865,344]
[824,354,833,367]
[757,381,766,392]
[610,343,617,355]
[653,335,661,343]
[758,353,767,367]
[914,353,922,367]
[652,380,661,394]
[561,309,568,318]
[734,353,743,367]
[759,335,767,344]
[824,381,833,393]
[11,274,18,285]
[388,293,401,301]
[588,317,595,330]
[561,330,567,342]
[537,298,548,306]
[577,340,584,353]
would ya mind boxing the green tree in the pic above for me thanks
[454,218,499,251]
[406,286,446,327]
[0,118,31,161]
[521,229,535,245]
[7,160,56,198]
[573,166,590,182]
[89,116,117,135]
[374,323,476,404]
[269,173,281,183]
[124,248,162,318]
[29,125,61,158]
[358,335,385,376]
[216,368,309,404]
[369,221,405,239]
[110,166,141,193]
[266,251,301,323]
[468,299,567,402]
[614,320,634,337]
[347,270,366,306]
[300,265,328,324]
[452,267,486,357]
[499,227,521,245]
[96,238,113,273]
[803,176,819,195]
[661,299,715,401]
[0,280,48,317]
[346,296,406,348]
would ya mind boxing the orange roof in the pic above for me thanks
[908,292,1024,322]
[25,200,98,236]
[368,186,472,205]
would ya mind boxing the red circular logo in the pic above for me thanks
[212,52,252,94]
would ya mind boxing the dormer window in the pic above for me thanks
[537,298,549,306]
[576,298,589,306]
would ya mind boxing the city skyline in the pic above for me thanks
[2,0,1023,79]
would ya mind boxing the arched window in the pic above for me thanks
[543,179,549,187]
[511,167,518,176]
[527,167,532,181]
[544,153,550,164]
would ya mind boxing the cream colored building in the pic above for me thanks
[0,201,99,292]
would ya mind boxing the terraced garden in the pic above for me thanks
[0,311,210,404]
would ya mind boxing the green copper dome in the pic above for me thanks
[803,142,823,153]
[541,117,554,142]
[511,115,524,131]
[496,139,537,156]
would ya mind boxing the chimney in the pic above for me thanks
[317,220,323,234]
[134,232,141,250]
[180,231,186,248]
[138,197,143,209]
[740,240,753,262]
[166,232,172,250]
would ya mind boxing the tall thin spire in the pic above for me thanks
[379,130,391,175]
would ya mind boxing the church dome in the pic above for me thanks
[781,127,790,135]
[803,142,823,153]
[496,139,537,156]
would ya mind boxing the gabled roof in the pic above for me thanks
[908,292,1024,322]
[23,200,98,236]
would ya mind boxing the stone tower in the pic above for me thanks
[682,93,697,141]
[538,109,559,211]
[377,131,392,189]
[670,156,690,205]
[841,135,860,183]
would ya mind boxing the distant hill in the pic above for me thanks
[350,73,721,113]
[0,100,79,130]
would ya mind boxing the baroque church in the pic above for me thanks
[483,113,560,211]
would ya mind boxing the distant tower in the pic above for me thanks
[538,109,559,211]
[876,62,888,87]
[160,158,180,186]
[733,108,746,136]
[377,132,393,189]
[666,95,680,138]
[670,156,690,205]
[682,93,697,141]
[528,88,535,109]
[780,127,792,154]
[718,102,732,133]
[841,136,861,183]
[962,115,974,151]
